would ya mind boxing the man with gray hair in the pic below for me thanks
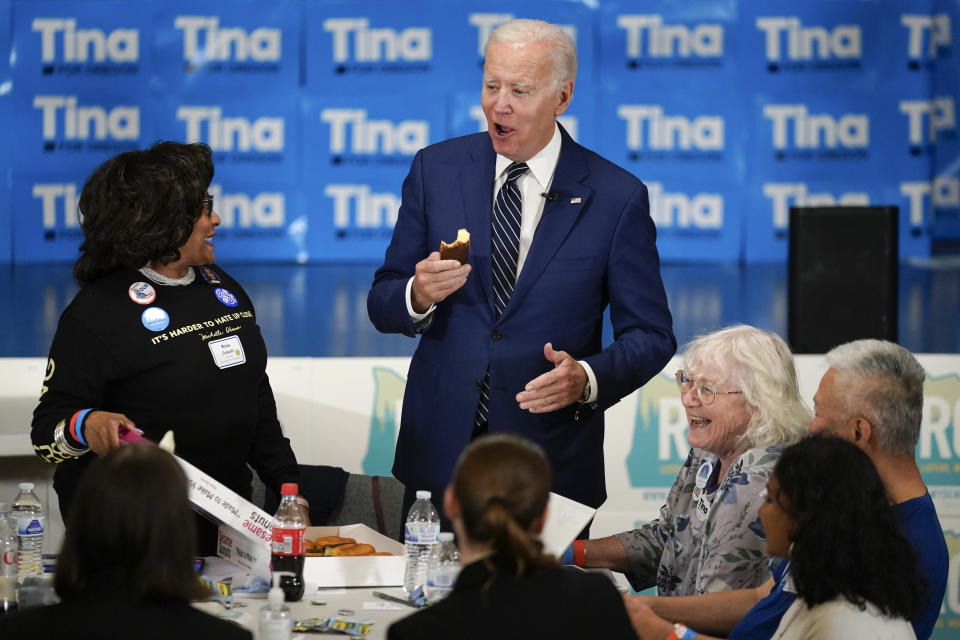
[622,339,947,640]
[368,19,675,526]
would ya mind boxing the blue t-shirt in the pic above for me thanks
[727,492,947,640]
[899,492,948,640]
[727,558,794,640]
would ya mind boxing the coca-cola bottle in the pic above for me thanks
[270,483,305,602]
[0,504,18,614]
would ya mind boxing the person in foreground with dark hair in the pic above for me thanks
[622,339,947,640]
[0,444,250,639]
[30,142,302,553]
[387,433,638,640]
[759,435,923,637]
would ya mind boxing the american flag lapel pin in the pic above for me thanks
[570,197,582,204]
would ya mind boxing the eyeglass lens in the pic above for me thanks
[675,370,717,404]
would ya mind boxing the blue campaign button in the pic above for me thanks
[214,287,239,307]
[141,307,170,332]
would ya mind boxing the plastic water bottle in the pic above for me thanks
[0,505,18,614]
[426,532,460,603]
[403,490,440,593]
[270,483,305,602]
[11,484,44,581]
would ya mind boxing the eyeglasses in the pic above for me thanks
[675,370,743,405]
[201,194,214,214]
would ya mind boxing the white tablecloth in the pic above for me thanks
[194,584,419,640]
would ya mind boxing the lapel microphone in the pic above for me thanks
[540,191,560,202]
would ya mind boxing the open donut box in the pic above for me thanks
[178,456,405,587]
[302,525,405,587]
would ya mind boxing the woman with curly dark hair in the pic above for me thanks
[0,444,250,638]
[30,142,302,554]
[388,434,638,640]
[760,435,926,638]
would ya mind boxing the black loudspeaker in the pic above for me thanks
[788,206,898,354]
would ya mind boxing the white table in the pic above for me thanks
[194,584,420,640]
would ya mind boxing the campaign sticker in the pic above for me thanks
[199,266,222,285]
[128,281,157,305]
[214,288,239,307]
[141,307,170,332]
[695,460,714,489]
[208,335,246,369]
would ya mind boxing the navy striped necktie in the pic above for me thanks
[474,161,528,436]
[490,161,528,317]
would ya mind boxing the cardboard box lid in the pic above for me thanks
[176,456,274,546]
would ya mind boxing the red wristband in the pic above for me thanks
[572,539,586,567]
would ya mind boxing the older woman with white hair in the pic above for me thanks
[567,325,810,596]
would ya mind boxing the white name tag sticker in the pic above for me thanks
[208,335,246,369]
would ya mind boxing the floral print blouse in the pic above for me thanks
[615,446,780,596]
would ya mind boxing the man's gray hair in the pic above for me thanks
[485,19,577,91]
[682,324,811,450]
[825,340,925,456]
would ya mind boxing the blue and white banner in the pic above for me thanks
[0,169,10,263]
[12,88,152,172]
[301,93,445,262]
[304,0,451,94]
[152,94,298,185]
[0,0,9,263]
[304,170,406,263]
[596,86,745,262]
[599,0,738,92]
[205,179,305,263]
[151,0,299,91]
[737,1,906,92]
[12,0,150,89]
[2,0,958,264]
[11,170,87,263]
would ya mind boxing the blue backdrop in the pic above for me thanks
[3,0,959,264]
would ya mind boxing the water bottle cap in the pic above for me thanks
[281,483,299,496]
[415,490,431,500]
[18,483,34,492]
[439,532,454,542]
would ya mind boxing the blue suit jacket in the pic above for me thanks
[368,127,675,509]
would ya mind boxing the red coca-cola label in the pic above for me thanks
[1,549,17,575]
[270,526,304,556]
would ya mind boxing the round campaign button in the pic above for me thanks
[695,460,714,490]
[141,307,170,332]
[128,281,156,305]
[214,287,239,308]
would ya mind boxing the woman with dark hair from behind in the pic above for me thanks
[388,433,638,640]
[761,435,925,638]
[0,444,250,639]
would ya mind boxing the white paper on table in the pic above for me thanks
[539,492,596,556]
[363,601,407,611]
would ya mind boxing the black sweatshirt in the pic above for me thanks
[32,265,299,517]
